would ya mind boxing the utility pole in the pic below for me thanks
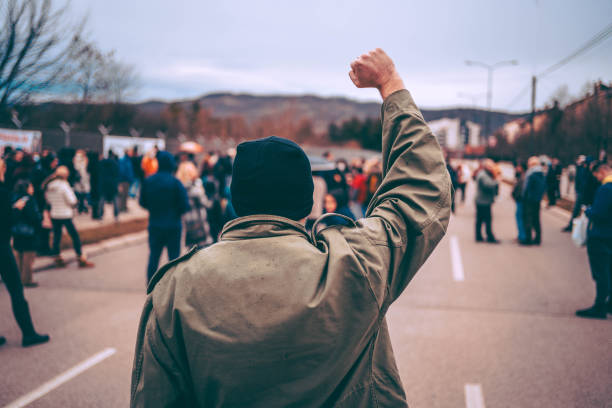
[465,59,518,145]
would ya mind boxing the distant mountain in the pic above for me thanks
[136,93,525,134]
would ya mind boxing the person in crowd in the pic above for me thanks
[12,180,42,287]
[512,164,527,244]
[131,48,451,408]
[73,149,90,214]
[4,148,25,189]
[456,163,470,203]
[43,166,94,268]
[118,149,134,213]
[576,161,612,319]
[350,157,369,215]
[100,150,120,221]
[87,151,103,220]
[474,159,499,243]
[0,158,50,347]
[546,158,562,207]
[364,156,383,211]
[31,152,58,254]
[521,156,546,245]
[446,156,458,214]
[8,149,35,188]
[141,146,159,178]
[176,161,212,248]
[139,151,190,283]
[566,163,576,197]
[320,188,356,227]
[563,156,599,232]
[129,146,144,198]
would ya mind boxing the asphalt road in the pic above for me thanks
[1,182,611,408]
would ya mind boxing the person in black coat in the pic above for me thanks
[0,158,49,347]
[100,150,120,221]
[12,180,42,287]
[87,151,103,219]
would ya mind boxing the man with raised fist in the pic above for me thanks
[131,48,451,407]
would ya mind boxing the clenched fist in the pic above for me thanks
[349,48,405,100]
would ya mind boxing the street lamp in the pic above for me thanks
[465,59,518,142]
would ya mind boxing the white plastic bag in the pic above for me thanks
[571,212,588,247]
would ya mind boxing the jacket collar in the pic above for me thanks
[220,214,310,241]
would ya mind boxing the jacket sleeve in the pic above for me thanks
[585,186,610,223]
[63,183,78,207]
[131,297,191,408]
[341,90,451,307]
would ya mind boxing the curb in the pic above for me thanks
[33,231,148,272]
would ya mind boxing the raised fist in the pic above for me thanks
[349,48,405,99]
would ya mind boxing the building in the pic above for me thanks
[427,118,482,152]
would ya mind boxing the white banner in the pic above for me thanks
[0,128,42,152]
[103,135,165,158]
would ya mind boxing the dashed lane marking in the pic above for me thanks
[3,347,117,408]
[450,235,464,282]
[465,383,486,408]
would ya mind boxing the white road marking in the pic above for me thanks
[465,383,486,408]
[450,235,464,282]
[4,347,117,408]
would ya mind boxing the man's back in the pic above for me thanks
[131,50,451,407]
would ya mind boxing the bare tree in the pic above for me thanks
[99,56,140,103]
[0,0,84,109]
[71,40,111,103]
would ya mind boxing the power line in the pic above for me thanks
[505,83,531,110]
[538,21,612,78]
[504,20,612,110]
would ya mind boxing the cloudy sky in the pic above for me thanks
[69,0,612,112]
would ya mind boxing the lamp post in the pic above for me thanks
[465,59,518,144]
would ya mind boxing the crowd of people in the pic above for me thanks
[2,138,610,350]
[446,153,611,320]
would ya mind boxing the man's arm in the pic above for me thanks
[342,49,451,305]
[131,297,190,408]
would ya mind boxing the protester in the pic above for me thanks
[521,156,546,246]
[139,151,190,283]
[100,150,120,221]
[0,158,50,348]
[546,158,562,207]
[129,146,144,198]
[73,149,90,214]
[131,48,451,408]
[563,156,599,232]
[320,188,356,227]
[456,163,470,203]
[87,151,103,220]
[576,161,612,319]
[12,180,42,287]
[512,164,527,244]
[118,149,134,212]
[31,152,57,254]
[446,156,458,213]
[176,161,212,248]
[474,159,499,243]
[141,147,159,178]
[43,166,94,268]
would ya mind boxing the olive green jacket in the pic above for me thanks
[131,90,451,407]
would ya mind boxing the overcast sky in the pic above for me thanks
[70,0,612,112]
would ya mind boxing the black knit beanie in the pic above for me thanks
[230,136,314,221]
